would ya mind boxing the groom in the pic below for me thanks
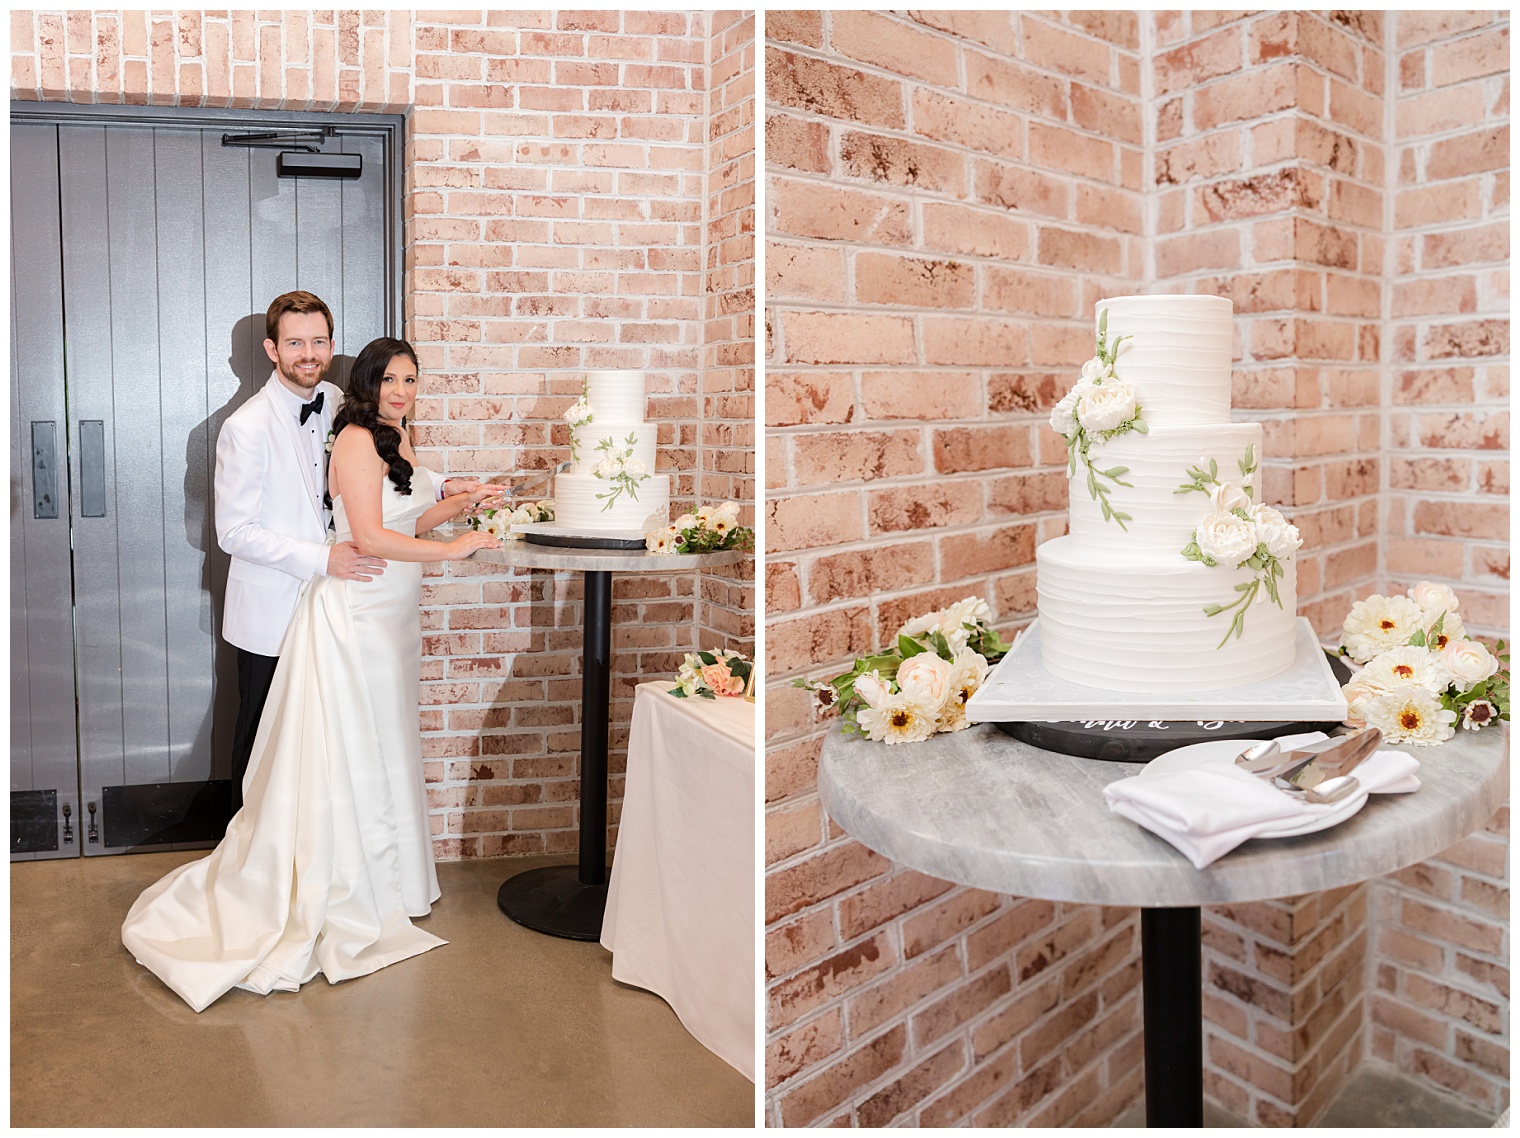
[214,290,385,816]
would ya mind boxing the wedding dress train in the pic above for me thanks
[122,467,445,1012]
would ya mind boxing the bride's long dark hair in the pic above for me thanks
[332,337,418,496]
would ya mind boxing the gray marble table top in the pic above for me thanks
[465,543,746,574]
[818,723,1508,907]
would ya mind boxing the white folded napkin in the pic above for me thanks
[1104,733,1421,869]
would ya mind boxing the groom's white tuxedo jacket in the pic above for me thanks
[215,372,342,657]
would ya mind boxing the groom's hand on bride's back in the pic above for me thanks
[327,540,387,581]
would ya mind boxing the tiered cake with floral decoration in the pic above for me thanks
[1037,295,1303,693]
[555,369,671,534]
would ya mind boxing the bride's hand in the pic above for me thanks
[445,531,502,559]
[466,485,508,506]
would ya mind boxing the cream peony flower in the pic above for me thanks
[1363,685,1457,746]
[897,612,939,641]
[1248,504,1301,562]
[1441,638,1499,690]
[1210,481,1252,514]
[1049,383,1081,438]
[1341,676,1382,728]
[896,652,954,713]
[1360,645,1451,696]
[717,500,741,520]
[1075,378,1138,434]
[1342,594,1426,664]
[1409,581,1460,618]
[1194,511,1258,567]
[853,670,891,709]
[674,513,699,531]
[857,691,939,744]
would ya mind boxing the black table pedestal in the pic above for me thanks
[498,569,613,941]
[1141,906,1203,1127]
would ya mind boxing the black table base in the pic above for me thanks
[1141,906,1203,1126]
[498,569,613,941]
[497,866,608,941]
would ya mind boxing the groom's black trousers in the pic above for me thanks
[230,649,280,820]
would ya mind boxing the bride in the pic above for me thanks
[121,337,501,1012]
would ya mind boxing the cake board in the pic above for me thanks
[512,521,647,550]
[964,618,1351,763]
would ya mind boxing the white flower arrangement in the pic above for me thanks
[1337,581,1509,745]
[1175,448,1302,646]
[671,648,751,699]
[645,501,754,554]
[464,498,553,538]
[1048,309,1146,530]
[798,597,1008,744]
[591,433,650,510]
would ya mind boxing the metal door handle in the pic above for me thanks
[80,420,106,517]
[31,421,58,518]
[86,801,99,844]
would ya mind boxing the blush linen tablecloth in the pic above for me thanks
[599,683,755,1082]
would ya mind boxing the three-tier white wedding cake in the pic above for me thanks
[1037,295,1302,692]
[554,369,671,534]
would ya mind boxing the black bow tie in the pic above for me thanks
[299,391,324,425]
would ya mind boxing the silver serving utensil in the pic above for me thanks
[1235,740,1283,773]
[488,461,571,498]
[1275,775,1363,806]
[1279,728,1382,792]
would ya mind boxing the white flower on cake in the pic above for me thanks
[563,397,592,428]
[1193,511,1258,567]
[1177,445,1299,646]
[1208,480,1252,514]
[1360,645,1451,696]
[856,691,938,745]
[1046,309,1144,529]
[896,652,953,713]
[1075,378,1139,434]
[1441,637,1499,690]
[591,432,651,510]
[1362,685,1457,746]
[1409,581,1460,617]
[1049,385,1080,437]
[1248,504,1302,560]
[1341,594,1426,663]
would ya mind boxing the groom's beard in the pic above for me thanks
[279,357,328,391]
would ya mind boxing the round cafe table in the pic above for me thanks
[817,724,1507,1127]
[469,543,745,940]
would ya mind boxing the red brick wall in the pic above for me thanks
[12,9,756,861]
[765,8,1508,1126]
[700,11,757,648]
[765,10,1149,1125]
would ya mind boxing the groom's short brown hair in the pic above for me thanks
[265,290,334,343]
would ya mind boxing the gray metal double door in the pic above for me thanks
[11,106,399,859]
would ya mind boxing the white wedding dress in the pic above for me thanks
[121,466,446,1012]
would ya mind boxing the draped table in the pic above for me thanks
[468,543,746,940]
[600,683,755,1081]
[818,724,1507,1126]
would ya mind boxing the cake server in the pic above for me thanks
[1277,728,1383,792]
[486,461,571,497]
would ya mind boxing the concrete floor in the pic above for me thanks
[12,851,755,1127]
[1113,1065,1498,1128]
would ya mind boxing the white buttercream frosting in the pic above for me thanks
[1037,536,1298,692]
[1096,295,1233,428]
[1068,423,1263,557]
[1039,295,1299,691]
